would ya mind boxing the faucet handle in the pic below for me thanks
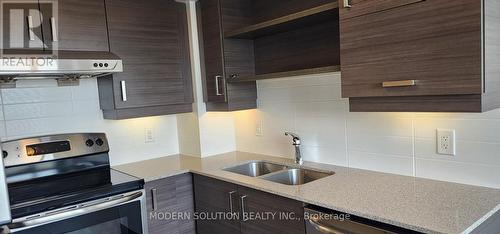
[285,132,300,144]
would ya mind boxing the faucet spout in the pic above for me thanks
[285,132,303,165]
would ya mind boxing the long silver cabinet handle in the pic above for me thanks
[343,0,352,8]
[151,188,158,211]
[50,17,58,42]
[308,218,344,234]
[27,16,35,41]
[382,80,416,88]
[215,75,223,96]
[240,195,248,221]
[9,191,143,231]
[228,191,236,213]
[120,80,127,101]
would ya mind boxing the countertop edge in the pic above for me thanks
[142,169,191,182]
[461,204,500,234]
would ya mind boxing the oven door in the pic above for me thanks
[7,190,146,234]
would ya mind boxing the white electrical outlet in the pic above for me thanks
[255,120,264,136]
[437,129,456,156]
[145,129,155,143]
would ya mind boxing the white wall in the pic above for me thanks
[177,0,237,158]
[234,72,500,189]
[0,79,180,166]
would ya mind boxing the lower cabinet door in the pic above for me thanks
[145,173,196,234]
[193,174,241,234]
[238,186,305,234]
[193,175,306,234]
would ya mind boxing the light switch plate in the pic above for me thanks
[437,129,456,156]
[145,128,155,143]
[255,120,264,136]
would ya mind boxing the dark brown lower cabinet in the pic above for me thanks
[238,186,305,234]
[145,173,196,234]
[193,174,305,234]
[193,174,241,234]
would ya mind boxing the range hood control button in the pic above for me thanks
[95,138,104,146]
[86,139,94,147]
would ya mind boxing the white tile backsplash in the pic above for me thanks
[3,101,73,120]
[0,79,180,166]
[301,145,348,167]
[415,118,500,142]
[346,114,414,137]
[415,138,500,165]
[234,72,500,188]
[347,135,413,157]
[2,86,73,104]
[415,158,500,189]
[349,151,414,176]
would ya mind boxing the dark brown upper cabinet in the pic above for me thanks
[340,0,500,112]
[40,0,109,52]
[98,0,193,119]
[198,0,340,111]
[198,0,258,111]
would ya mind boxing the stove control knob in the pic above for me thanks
[2,151,7,158]
[95,138,104,146]
[86,139,94,147]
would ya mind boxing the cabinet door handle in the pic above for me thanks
[382,80,416,88]
[50,17,58,42]
[120,81,127,101]
[307,218,344,234]
[215,75,224,96]
[240,195,248,221]
[228,191,237,213]
[27,16,35,41]
[343,0,352,8]
[151,188,158,211]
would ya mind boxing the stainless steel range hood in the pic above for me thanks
[0,50,123,87]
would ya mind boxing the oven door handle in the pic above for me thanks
[8,190,143,231]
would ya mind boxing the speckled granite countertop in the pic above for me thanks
[113,151,500,234]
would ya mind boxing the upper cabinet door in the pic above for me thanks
[339,0,425,20]
[198,0,227,103]
[39,0,109,51]
[340,0,482,98]
[105,0,193,109]
[1,0,44,51]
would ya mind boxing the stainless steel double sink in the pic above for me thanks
[223,161,334,185]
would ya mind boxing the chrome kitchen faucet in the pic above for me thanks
[285,132,303,165]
